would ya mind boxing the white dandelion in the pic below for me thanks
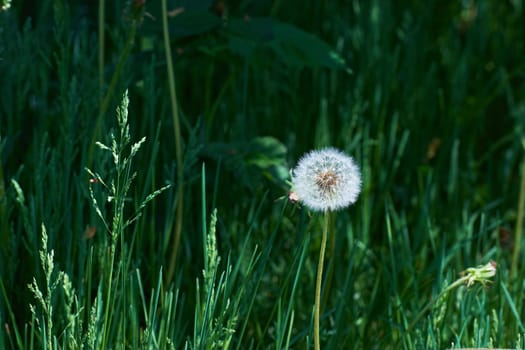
[292,147,361,211]
[291,147,362,349]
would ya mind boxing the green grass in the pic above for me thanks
[1,0,525,349]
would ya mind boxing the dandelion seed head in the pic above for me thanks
[292,147,361,211]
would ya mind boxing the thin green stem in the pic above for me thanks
[98,0,105,106]
[512,158,525,278]
[162,0,184,286]
[314,210,330,350]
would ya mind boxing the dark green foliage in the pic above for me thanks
[1,0,525,348]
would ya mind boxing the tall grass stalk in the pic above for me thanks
[26,224,70,350]
[86,90,170,348]
[161,0,185,285]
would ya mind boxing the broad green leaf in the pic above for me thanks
[272,21,346,69]
[226,17,348,70]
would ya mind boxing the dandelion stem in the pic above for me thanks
[315,210,330,350]
[323,214,335,308]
